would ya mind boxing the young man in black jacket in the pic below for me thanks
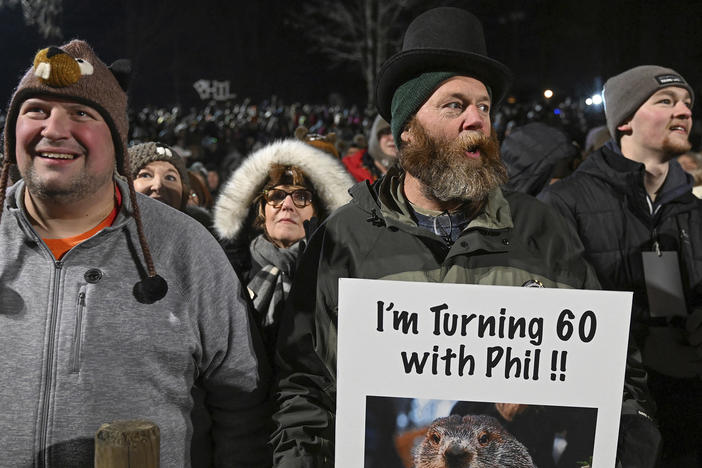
[540,65,700,467]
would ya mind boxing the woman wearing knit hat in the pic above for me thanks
[214,138,354,356]
[129,142,190,210]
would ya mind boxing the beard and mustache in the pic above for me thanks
[22,163,114,204]
[662,134,692,161]
[399,117,507,203]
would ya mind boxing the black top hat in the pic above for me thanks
[375,7,513,120]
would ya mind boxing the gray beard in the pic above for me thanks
[400,122,507,203]
[421,166,504,202]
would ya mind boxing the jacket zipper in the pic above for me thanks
[680,227,691,274]
[651,228,661,256]
[680,227,690,243]
[677,216,698,293]
[70,289,86,373]
[38,260,62,467]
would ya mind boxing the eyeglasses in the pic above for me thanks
[263,188,313,208]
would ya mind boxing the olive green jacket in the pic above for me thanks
[272,168,650,467]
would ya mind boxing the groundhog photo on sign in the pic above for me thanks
[413,414,535,468]
[364,396,597,468]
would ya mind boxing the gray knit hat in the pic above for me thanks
[603,65,695,139]
[129,142,190,209]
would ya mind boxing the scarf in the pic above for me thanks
[247,234,302,329]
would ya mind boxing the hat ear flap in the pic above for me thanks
[109,59,132,91]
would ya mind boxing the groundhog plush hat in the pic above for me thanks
[2,39,131,171]
[375,7,513,143]
[0,40,168,303]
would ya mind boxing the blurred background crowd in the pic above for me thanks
[4,90,700,208]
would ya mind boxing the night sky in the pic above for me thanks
[1,0,701,111]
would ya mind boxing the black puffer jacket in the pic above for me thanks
[539,141,702,465]
[539,141,702,346]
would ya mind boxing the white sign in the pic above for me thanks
[336,279,632,467]
[192,79,235,101]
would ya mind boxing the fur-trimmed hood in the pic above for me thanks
[214,139,355,241]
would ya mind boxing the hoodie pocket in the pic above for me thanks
[70,286,87,374]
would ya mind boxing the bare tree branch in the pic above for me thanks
[0,0,63,39]
[288,0,422,109]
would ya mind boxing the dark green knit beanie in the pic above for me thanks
[391,72,456,146]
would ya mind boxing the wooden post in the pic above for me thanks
[94,420,160,468]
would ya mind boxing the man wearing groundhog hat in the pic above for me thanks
[272,7,658,467]
[0,40,270,466]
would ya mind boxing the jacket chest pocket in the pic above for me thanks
[69,285,87,374]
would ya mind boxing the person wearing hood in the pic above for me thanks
[342,115,399,182]
[213,138,354,356]
[0,40,270,466]
[500,121,579,196]
[540,65,700,466]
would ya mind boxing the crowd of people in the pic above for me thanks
[97,90,613,176]
[1,6,701,468]
[1,86,676,192]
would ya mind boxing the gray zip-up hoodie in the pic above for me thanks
[0,178,271,467]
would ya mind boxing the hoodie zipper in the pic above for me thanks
[70,288,87,373]
[38,260,62,467]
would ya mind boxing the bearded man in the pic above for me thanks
[271,8,655,468]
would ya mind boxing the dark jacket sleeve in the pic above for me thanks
[191,235,273,467]
[537,183,578,228]
[540,182,658,416]
[271,224,341,467]
[540,181,661,465]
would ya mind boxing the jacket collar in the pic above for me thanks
[351,166,514,233]
[111,177,134,228]
[578,140,646,193]
[4,176,134,234]
[581,140,694,208]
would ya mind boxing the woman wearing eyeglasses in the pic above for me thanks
[213,139,354,356]
[260,178,316,249]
